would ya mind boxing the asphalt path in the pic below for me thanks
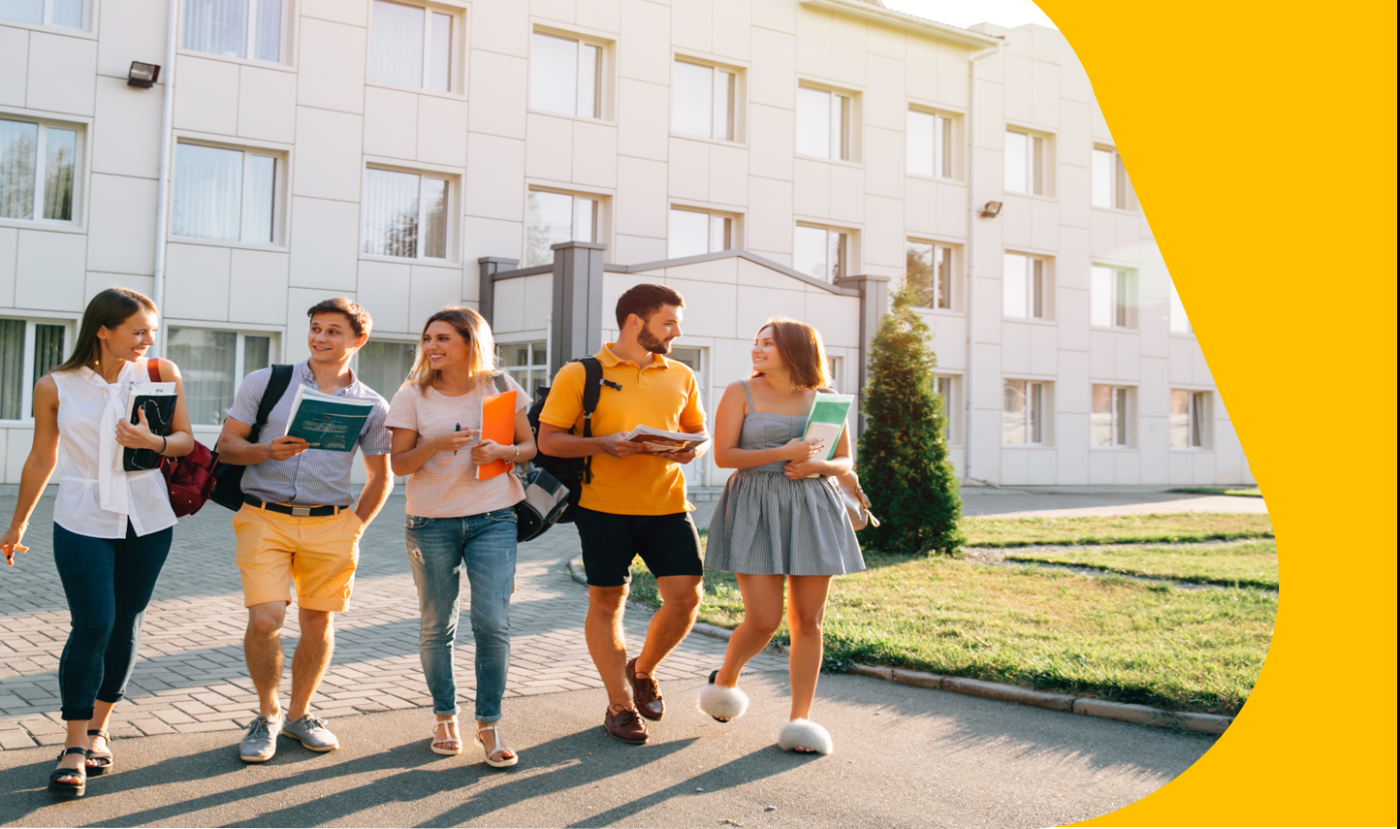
[0,672,1212,829]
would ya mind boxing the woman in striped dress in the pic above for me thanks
[698,318,863,755]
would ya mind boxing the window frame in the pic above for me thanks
[795,83,858,163]
[1004,127,1051,197]
[1002,252,1052,321]
[354,336,419,402]
[1170,388,1211,450]
[906,107,957,180]
[667,206,736,259]
[1090,383,1133,449]
[0,0,87,29]
[0,316,75,423]
[0,114,84,229]
[496,339,549,395]
[162,326,278,428]
[180,0,290,65]
[366,0,465,95]
[793,222,851,284]
[168,139,286,247]
[1092,145,1138,212]
[1002,378,1050,447]
[1090,264,1137,330]
[933,373,962,445]
[907,238,958,311]
[523,187,604,267]
[670,57,742,144]
[361,163,457,263]
[528,28,611,122]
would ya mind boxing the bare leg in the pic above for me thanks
[85,700,115,770]
[785,575,833,752]
[245,602,288,719]
[476,719,515,763]
[55,719,89,784]
[633,575,703,677]
[287,608,334,721]
[585,586,632,709]
[433,715,460,752]
[714,574,787,691]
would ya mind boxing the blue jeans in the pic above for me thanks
[405,508,517,723]
[52,522,173,721]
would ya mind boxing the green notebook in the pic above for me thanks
[801,392,854,461]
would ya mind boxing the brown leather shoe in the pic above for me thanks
[603,704,648,744]
[627,658,665,721]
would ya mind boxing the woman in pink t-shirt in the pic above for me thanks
[386,307,536,768]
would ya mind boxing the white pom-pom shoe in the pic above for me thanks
[697,670,750,722]
[777,719,834,755]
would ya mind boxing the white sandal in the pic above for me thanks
[698,670,750,722]
[475,725,518,768]
[429,717,461,756]
[778,719,834,755]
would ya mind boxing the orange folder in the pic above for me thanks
[476,390,516,481]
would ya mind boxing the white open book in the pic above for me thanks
[622,425,710,454]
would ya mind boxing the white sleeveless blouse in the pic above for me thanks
[51,359,177,539]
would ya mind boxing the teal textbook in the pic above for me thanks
[801,392,854,462]
[284,385,375,452]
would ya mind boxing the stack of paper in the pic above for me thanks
[284,385,375,452]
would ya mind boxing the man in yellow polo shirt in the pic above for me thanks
[537,284,708,745]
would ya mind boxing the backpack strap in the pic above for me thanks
[492,371,509,394]
[147,358,163,383]
[579,357,605,484]
[247,365,294,443]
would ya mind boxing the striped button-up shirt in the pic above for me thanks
[228,361,392,507]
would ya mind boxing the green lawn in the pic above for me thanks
[1003,539,1279,590]
[962,513,1273,547]
[1170,487,1264,498]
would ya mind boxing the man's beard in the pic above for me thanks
[638,327,672,355]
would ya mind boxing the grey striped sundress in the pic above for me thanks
[704,382,865,577]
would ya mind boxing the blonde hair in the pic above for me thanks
[405,307,497,395]
[751,317,830,390]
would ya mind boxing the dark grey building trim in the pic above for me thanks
[602,249,860,297]
[834,274,891,435]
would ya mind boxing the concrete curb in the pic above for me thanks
[568,557,1234,737]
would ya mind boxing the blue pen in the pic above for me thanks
[454,423,461,455]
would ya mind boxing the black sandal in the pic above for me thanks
[86,729,113,775]
[48,746,88,798]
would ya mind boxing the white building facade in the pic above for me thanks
[0,0,1250,487]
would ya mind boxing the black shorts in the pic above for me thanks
[574,507,704,588]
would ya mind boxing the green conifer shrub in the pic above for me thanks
[856,284,964,555]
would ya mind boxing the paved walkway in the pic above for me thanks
[958,485,1268,518]
[0,493,783,750]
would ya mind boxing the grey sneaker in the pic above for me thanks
[239,715,283,763]
[284,714,339,753]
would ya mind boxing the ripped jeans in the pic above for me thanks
[405,509,517,723]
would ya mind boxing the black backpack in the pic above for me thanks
[526,357,618,524]
[211,364,294,510]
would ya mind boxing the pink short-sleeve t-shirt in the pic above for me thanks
[385,374,531,519]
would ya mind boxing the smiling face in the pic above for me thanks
[751,325,785,373]
[96,309,159,364]
[635,304,684,355]
[308,312,368,366]
[421,320,471,373]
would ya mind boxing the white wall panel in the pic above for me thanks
[92,76,162,179]
[164,243,230,320]
[468,51,527,139]
[229,249,289,325]
[615,156,667,238]
[0,27,26,107]
[0,228,17,306]
[572,121,618,188]
[616,78,669,162]
[363,86,418,160]
[27,32,97,116]
[297,18,366,113]
[174,56,239,135]
[237,66,297,143]
[288,196,361,290]
[528,113,576,185]
[465,133,525,221]
[86,174,157,275]
[15,231,85,311]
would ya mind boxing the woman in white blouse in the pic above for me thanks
[0,288,194,798]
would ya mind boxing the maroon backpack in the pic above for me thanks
[147,359,219,517]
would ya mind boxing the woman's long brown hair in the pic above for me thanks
[53,287,159,375]
[404,306,497,396]
[750,317,830,390]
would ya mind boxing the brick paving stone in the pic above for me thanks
[0,492,784,749]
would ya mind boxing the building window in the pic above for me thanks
[524,189,598,266]
[934,374,960,444]
[182,0,283,62]
[672,60,736,141]
[907,109,953,178]
[499,341,548,395]
[0,117,78,224]
[668,208,731,259]
[369,0,455,92]
[1092,146,1137,211]
[1171,390,1209,449]
[1090,265,1136,329]
[1003,253,1048,320]
[0,318,69,420]
[363,167,450,260]
[1004,130,1046,196]
[165,327,273,426]
[907,241,953,309]
[529,31,602,119]
[1,0,83,27]
[1002,379,1046,445]
[1169,281,1192,334]
[356,340,416,402]
[796,86,852,161]
[794,224,847,283]
[172,143,279,244]
[1091,385,1131,448]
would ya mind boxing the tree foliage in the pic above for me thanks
[856,284,964,555]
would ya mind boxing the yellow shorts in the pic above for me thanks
[232,505,365,613]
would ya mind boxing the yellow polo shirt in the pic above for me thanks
[538,343,706,516]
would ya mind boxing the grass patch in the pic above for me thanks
[628,552,1272,714]
[1004,539,1279,589]
[963,513,1272,548]
[1170,487,1263,498]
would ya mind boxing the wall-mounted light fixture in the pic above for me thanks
[980,201,1003,218]
[127,62,161,89]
